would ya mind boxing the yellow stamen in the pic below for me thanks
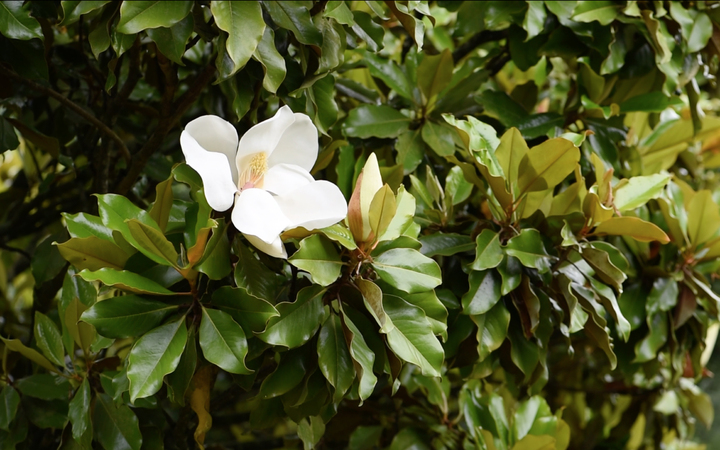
[239,152,268,190]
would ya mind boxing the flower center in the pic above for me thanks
[239,152,268,191]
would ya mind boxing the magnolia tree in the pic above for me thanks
[1,1,720,449]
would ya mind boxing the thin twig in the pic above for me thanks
[0,65,132,163]
[115,63,217,194]
[0,243,31,260]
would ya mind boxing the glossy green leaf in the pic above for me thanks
[166,328,196,406]
[0,1,42,40]
[505,229,553,273]
[65,295,96,355]
[60,1,111,25]
[421,121,457,157]
[687,190,720,247]
[384,295,444,377]
[211,286,279,334]
[1,337,59,373]
[517,138,580,196]
[258,285,326,348]
[211,1,264,77]
[145,15,194,64]
[34,312,64,367]
[592,217,670,243]
[508,325,539,377]
[199,307,251,375]
[619,92,683,113]
[126,219,178,267]
[94,393,142,450]
[351,11,384,52]
[471,229,504,271]
[417,49,453,103]
[462,270,502,315]
[687,12,712,53]
[196,219,231,280]
[320,223,357,250]
[634,313,668,363]
[78,268,175,295]
[581,246,626,292]
[63,212,114,242]
[497,256,522,295]
[445,165,473,206]
[647,278,678,314]
[117,1,192,34]
[362,51,413,100]
[378,185,416,243]
[613,173,670,212]
[340,307,377,402]
[496,127,529,191]
[253,27,286,93]
[372,248,442,294]
[263,1,322,47]
[80,295,176,338]
[68,379,91,442]
[56,236,129,271]
[234,241,281,301]
[357,278,394,333]
[127,317,188,401]
[289,234,343,286]
[259,349,308,398]
[343,105,411,139]
[15,374,70,401]
[572,1,619,25]
[318,313,354,402]
[0,386,19,431]
[419,232,474,257]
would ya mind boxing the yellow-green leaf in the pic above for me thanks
[517,138,580,196]
[56,236,129,271]
[592,217,670,243]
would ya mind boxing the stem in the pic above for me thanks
[0,66,132,163]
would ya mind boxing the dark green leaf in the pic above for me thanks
[384,295,444,377]
[33,312,64,367]
[211,1,264,77]
[199,307,251,375]
[78,268,175,295]
[462,270,502,315]
[471,229,504,271]
[0,386,19,431]
[317,313,354,402]
[0,118,19,153]
[371,248,442,294]
[289,234,343,286]
[418,232,474,257]
[343,105,411,139]
[94,393,142,450]
[504,229,553,273]
[211,286,279,334]
[258,285,326,348]
[81,295,176,339]
[263,1,322,47]
[68,379,91,442]
[146,14,193,66]
[253,27,286,93]
[117,1,192,34]
[166,329,196,406]
[127,317,188,401]
[0,1,42,40]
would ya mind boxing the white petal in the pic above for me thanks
[275,181,348,231]
[263,164,314,196]
[180,130,238,212]
[236,106,296,173]
[244,233,287,259]
[232,188,291,243]
[267,112,318,172]
[184,115,239,183]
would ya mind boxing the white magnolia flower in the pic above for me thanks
[180,106,348,258]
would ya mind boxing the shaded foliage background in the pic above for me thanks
[2,1,720,449]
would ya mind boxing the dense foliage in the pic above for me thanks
[1,1,720,449]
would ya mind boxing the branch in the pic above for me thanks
[452,29,508,63]
[0,65,132,163]
[115,63,216,195]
